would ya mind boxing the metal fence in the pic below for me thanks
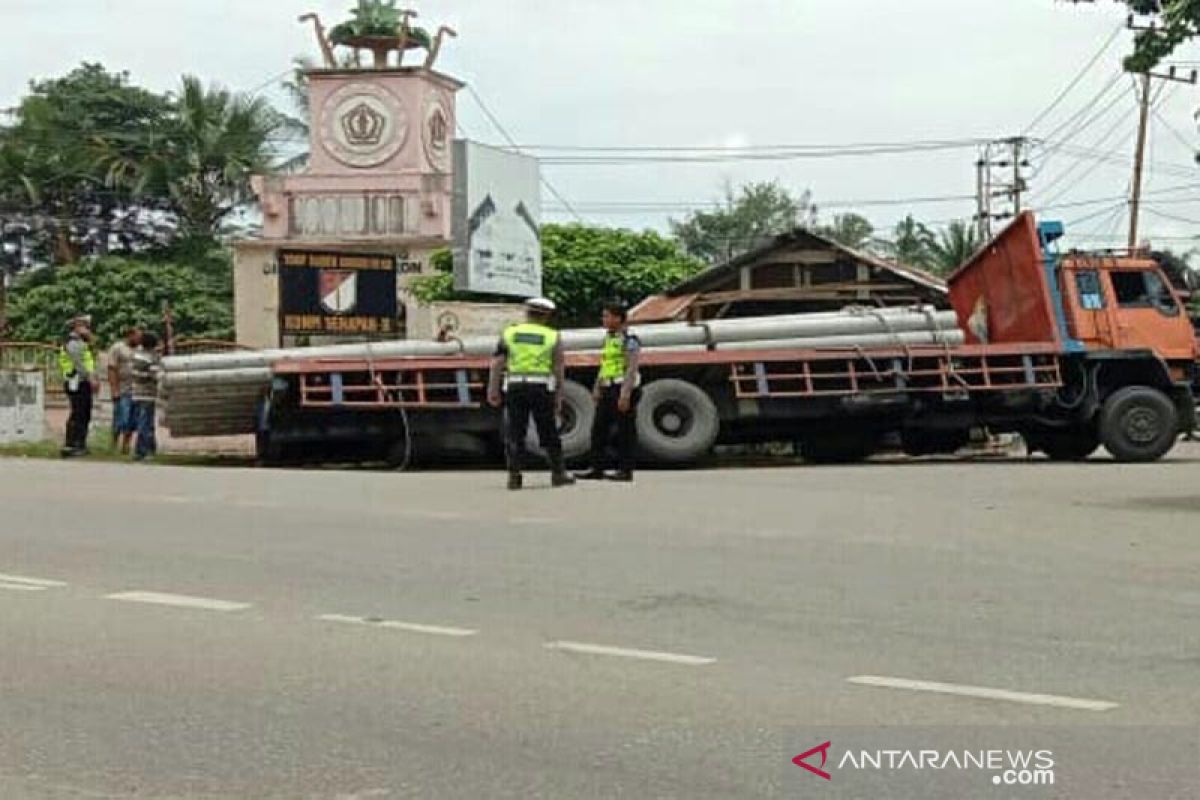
[0,342,62,401]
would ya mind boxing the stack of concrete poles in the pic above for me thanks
[162,306,964,436]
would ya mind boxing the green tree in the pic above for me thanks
[5,252,234,344]
[1072,2,1196,72]
[924,220,982,275]
[410,224,705,327]
[0,63,173,264]
[1121,1,1197,73]
[671,181,815,264]
[815,212,875,250]
[879,214,937,269]
[104,76,285,246]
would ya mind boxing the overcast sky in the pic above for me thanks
[3,0,1198,249]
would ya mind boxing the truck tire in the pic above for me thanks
[1028,426,1100,461]
[636,379,719,464]
[1099,386,1178,462]
[801,431,879,464]
[525,379,595,462]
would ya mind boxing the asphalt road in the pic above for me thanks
[0,449,1198,798]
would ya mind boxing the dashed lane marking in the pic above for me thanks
[846,675,1119,712]
[0,573,68,592]
[317,613,478,637]
[105,591,251,612]
[544,640,716,666]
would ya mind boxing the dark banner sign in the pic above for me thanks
[278,250,399,337]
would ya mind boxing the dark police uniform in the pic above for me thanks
[493,321,573,488]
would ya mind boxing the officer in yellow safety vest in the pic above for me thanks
[59,314,99,457]
[577,301,641,482]
[488,298,577,490]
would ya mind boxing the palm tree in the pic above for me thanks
[107,76,283,243]
[925,220,982,275]
[879,214,937,269]
[816,213,875,251]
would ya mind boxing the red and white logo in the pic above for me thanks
[320,269,358,315]
[793,741,833,781]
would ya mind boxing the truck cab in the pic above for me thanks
[948,212,1197,462]
[1059,254,1197,365]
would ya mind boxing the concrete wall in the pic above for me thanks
[233,243,281,350]
[406,301,525,341]
[0,371,44,444]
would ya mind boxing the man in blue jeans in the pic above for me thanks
[107,326,141,454]
[130,331,162,461]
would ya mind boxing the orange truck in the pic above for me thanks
[260,211,1197,465]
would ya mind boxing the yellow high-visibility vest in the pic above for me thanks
[503,323,558,376]
[58,342,95,379]
[599,333,628,381]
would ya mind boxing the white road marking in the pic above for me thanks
[510,517,561,525]
[544,640,716,666]
[0,573,67,591]
[846,675,1118,712]
[317,613,478,637]
[105,591,251,612]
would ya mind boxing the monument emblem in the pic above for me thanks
[423,94,451,170]
[320,82,409,168]
[342,102,386,147]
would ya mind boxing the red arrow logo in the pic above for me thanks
[793,741,833,780]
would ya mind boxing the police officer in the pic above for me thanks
[487,298,577,490]
[59,314,98,457]
[578,301,641,482]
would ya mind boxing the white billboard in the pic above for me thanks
[452,140,543,298]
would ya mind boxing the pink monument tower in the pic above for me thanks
[234,2,463,348]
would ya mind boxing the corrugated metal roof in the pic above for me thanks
[628,293,699,323]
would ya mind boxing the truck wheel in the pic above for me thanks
[526,379,595,462]
[801,431,879,464]
[1099,386,1178,462]
[1030,426,1100,461]
[636,379,719,464]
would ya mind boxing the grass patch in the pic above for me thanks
[0,437,252,467]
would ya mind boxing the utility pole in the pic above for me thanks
[1128,72,1152,250]
[1127,66,1197,249]
[974,136,1030,241]
[1012,136,1025,214]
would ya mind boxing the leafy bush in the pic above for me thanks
[409,224,706,327]
[6,252,233,345]
[329,0,431,46]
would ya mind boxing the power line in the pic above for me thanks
[463,83,584,224]
[1143,205,1200,226]
[1064,200,1127,229]
[1036,113,1137,208]
[513,136,989,153]
[1024,24,1125,135]
[1038,69,1125,146]
[534,141,990,166]
[1151,108,1195,153]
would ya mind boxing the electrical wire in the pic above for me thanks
[463,84,585,223]
[1024,24,1125,135]
[1038,69,1126,146]
[1064,200,1128,229]
[1143,206,1200,226]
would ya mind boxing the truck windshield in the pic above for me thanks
[1110,270,1178,316]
